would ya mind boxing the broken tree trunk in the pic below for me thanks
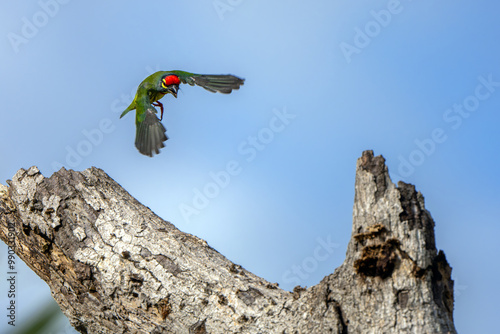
[0,151,457,333]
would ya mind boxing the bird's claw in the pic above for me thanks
[152,101,164,120]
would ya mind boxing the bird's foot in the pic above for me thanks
[152,101,164,120]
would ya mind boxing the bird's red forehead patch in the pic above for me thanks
[163,75,180,86]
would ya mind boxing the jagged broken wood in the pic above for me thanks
[0,151,457,333]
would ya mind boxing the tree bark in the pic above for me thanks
[0,150,457,333]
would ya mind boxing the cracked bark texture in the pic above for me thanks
[0,150,457,333]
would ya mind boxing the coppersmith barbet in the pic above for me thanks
[120,70,245,157]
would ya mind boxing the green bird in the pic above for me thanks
[120,70,245,157]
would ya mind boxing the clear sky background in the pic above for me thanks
[1,1,499,333]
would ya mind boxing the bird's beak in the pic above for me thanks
[169,85,179,98]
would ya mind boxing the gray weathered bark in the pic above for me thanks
[0,151,457,333]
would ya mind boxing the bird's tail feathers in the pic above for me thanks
[135,109,168,157]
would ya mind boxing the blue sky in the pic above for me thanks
[1,1,499,333]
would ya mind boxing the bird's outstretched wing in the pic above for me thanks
[134,87,168,157]
[171,71,245,94]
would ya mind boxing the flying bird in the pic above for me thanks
[120,70,244,156]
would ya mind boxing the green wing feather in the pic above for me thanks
[120,103,135,119]
[120,71,165,119]
[169,70,245,94]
